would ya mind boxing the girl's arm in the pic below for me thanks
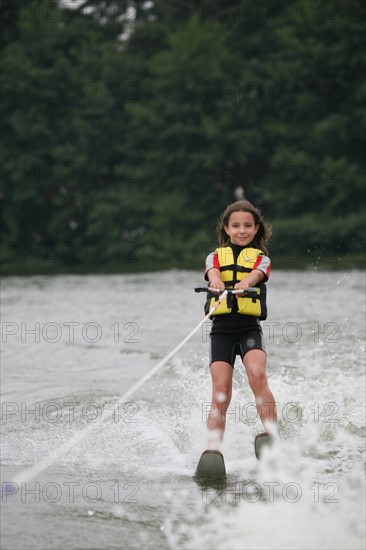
[234,253,271,290]
[205,251,225,290]
[206,268,225,290]
[234,269,264,290]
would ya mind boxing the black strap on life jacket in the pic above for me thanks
[219,264,252,273]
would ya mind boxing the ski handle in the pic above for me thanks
[194,285,258,299]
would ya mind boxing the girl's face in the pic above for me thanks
[224,211,259,246]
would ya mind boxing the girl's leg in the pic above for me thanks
[207,361,233,449]
[243,349,277,432]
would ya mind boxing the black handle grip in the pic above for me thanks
[194,285,258,298]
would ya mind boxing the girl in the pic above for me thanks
[204,200,277,451]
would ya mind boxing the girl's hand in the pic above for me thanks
[234,281,251,291]
[207,268,225,291]
[209,280,225,291]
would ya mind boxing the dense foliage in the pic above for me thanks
[1,0,365,272]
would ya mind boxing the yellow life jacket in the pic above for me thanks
[206,246,268,320]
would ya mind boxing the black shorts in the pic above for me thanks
[209,328,266,367]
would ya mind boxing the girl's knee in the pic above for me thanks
[247,365,267,391]
[211,382,232,407]
[213,385,232,403]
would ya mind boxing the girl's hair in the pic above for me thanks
[217,200,272,255]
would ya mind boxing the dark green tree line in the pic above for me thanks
[1,0,365,272]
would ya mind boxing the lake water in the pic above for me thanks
[1,269,365,550]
